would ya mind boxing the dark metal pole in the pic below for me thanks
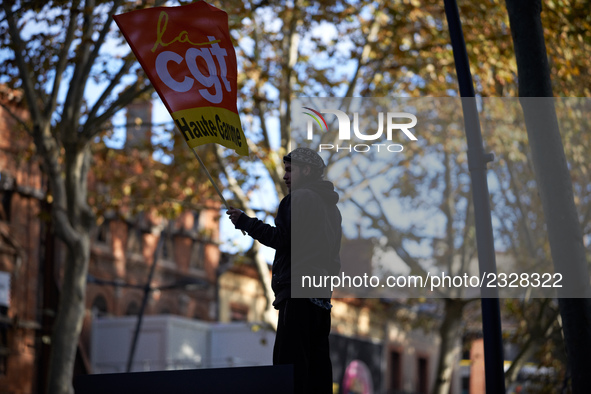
[126,233,164,373]
[443,0,506,392]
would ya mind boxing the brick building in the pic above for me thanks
[0,87,46,393]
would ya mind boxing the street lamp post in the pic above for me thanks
[125,234,163,373]
[443,0,506,392]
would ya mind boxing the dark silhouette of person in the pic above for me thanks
[227,147,341,393]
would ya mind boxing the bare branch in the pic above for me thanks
[249,20,286,198]
[347,196,427,278]
[86,57,134,125]
[85,0,169,126]
[505,157,538,257]
[277,4,302,150]
[63,0,96,134]
[504,301,560,386]
[81,82,152,140]
[78,0,125,91]
[458,185,475,273]
[343,2,383,98]
[44,0,83,119]
[1,2,43,124]
[0,101,32,135]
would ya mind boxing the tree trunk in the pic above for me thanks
[47,235,90,394]
[432,298,466,394]
[504,1,591,392]
[46,146,94,394]
[278,4,301,152]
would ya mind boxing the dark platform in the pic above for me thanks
[73,365,293,394]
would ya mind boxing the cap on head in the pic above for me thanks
[283,147,326,171]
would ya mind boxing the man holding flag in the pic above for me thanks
[227,148,342,394]
[115,3,342,392]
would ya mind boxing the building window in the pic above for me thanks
[193,310,204,321]
[159,306,172,315]
[461,376,470,394]
[160,227,174,262]
[0,306,8,375]
[189,241,205,270]
[417,356,428,394]
[188,211,201,233]
[127,225,143,254]
[0,193,10,222]
[91,295,108,317]
[96,220,110,244]
[125,301,139,316]
[230,303,248,322]
[0,172,14,222]
[390,350,402,392]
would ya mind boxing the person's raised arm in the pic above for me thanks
[226,205,289,250]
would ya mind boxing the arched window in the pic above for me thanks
[0,305,8,375]
[96,220,110,244]
[189,241,205,269]
[125,301,139,316]
[91,295,108,317]
[160,227,174,261]
[127,225,143,254]
[0,171,15,222]
[159,304,172,315]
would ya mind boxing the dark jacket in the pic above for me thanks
[235,179,342,307]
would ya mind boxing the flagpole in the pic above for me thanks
[191,147,230,208]
[190,147,246,235]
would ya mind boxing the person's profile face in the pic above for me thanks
[283,162,294,192]
[283,161,312,192]
[283,162,304,192]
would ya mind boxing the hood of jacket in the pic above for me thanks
[299,179,339,205]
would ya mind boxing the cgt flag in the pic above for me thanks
[114,2,248,156]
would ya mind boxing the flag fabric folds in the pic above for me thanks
[114,2,248,156]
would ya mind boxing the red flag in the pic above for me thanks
[114,2,248,156]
